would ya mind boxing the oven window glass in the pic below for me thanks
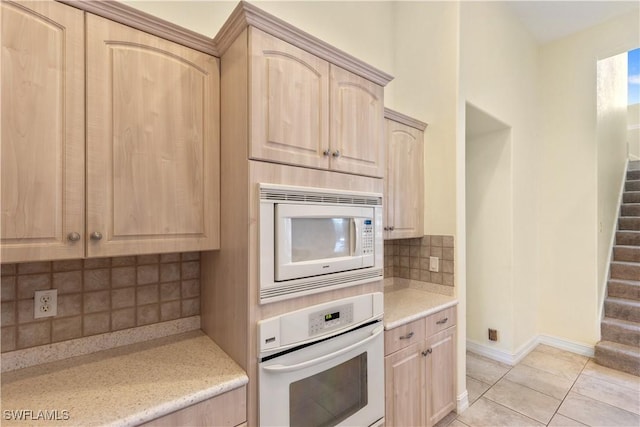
[291,218,351,262]
[289,353,367,427]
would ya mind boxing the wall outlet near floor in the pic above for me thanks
[488,328,498,341]
[429,256,439,272]
[34,289,57,319]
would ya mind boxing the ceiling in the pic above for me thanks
[504,1,640,44]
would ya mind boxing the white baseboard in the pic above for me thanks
[456,390,469,413]
[466,334,594,365]
[537,334,595,357]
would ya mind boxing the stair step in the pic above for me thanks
[601,317,640,346]
[610,261,640,281]
[595,341,640,376]
[614,246,640,262]
[619,217,640,231]
[627,180,640,192]
[621,204,640,217]
[630,160,640,171]
[617,231,640,246]
[608,279,640,301]
[605,297,640,322]
[624,192,640,204]
[628,169,640,180]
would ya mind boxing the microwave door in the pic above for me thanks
[275,204,371,282]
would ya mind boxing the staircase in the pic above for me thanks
[595,160,640,376]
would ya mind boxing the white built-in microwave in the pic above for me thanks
[259,183,383,303]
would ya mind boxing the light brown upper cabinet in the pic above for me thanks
[1,2,219,263]
[86,14,220,258]
[249,28,385,177]
[1,0,85,263]
[384,110,427,239]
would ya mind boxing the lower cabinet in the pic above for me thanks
[141,386,246,427]
[384,307,457,427]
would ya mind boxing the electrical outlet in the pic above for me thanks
[429,256,439,272]
[488,328,498,341]
[34,289,57,319]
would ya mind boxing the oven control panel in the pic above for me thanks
[258,292,383,354]
[309,303,354,336]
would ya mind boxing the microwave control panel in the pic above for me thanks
[362,219,374,255]
[309,303,354,336]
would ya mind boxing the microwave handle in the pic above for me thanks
[262,325,383,373]
[351,218,360,256]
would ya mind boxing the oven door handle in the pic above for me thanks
[262,325,383,373]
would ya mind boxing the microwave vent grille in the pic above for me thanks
[260,268,383,303]
[260,188,381,206]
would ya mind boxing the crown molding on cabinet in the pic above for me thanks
[57,0,218,56]
[384,108,428,131]
[56,1,393,86]
[214,1,394,87]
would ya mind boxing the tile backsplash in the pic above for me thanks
[384,235,455,286]
[1,253,200,353]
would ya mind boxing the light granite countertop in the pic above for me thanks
[1,331,248,426]
[384,287,458,330]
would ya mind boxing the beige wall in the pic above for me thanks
[391,1,460,237]
[629,103,640,160]
[121,1,233,37]
[597,53,629,314]
[465,122,513,352]
[459,1,540,357]
[537,11,639,346]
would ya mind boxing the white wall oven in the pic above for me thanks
[259,184,383,303]
[258,293,384,427]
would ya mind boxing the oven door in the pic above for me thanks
[259,321,384,427]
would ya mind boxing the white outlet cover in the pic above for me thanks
[429,256,439,272]
[34,289,58,319]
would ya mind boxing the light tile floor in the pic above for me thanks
[437,344,640,427]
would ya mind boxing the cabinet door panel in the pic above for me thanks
[87,14,219,257]
[1,0,84,262]
[330,65,384,177]
[250,28,329,169]
[385,343,425,427]
[426,328,456,426]
[386,120,423,239]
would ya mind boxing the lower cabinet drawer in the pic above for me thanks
[425,305,456,337]
[384,318,425,355]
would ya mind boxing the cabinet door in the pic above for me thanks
[329,65,384,177]
[141,386,246,427]
[385,342,425,427]
[385,120,424,239]
[86,14,219,257]
[250,28,330,169]
[425,327,456,427]
[1,0,85,262]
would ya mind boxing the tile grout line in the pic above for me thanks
[579,363,640,394]
[543,357,591,426]
[452,358,516,425]
[481,362,557,426]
